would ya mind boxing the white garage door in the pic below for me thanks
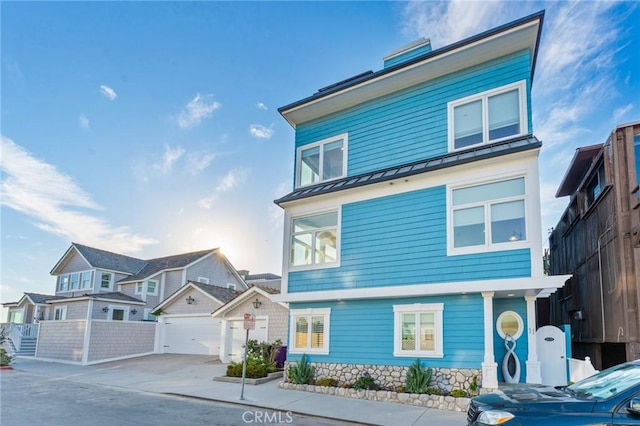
[161,315,222,356]
[227,318,267,362]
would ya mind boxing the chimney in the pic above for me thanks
[237,269,249,279]
[383,38,431,69]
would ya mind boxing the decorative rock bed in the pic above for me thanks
[278,381,471,412]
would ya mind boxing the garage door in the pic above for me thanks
[161,315,222,356]
[227,318,267,362]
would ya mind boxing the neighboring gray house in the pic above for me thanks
[3,242,249,364]
[239,271,282,291]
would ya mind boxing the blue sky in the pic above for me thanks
[1,1,638,306]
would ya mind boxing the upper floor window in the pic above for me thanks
[136,280,158,296]
[227,283,236,290]
[585,163,606,209]
[448,81,526,151]
[101,272,113,289]
[58,271,92,291]
[450,177,527,253]
[290,210,339,268]
[296,134,347,188]
[197,276,210,284]
[54,306,67,321]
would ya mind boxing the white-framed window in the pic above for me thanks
[393,303,444,358]
[143,308,156,321]
[146,280,158,296]
[296,134,347,188]
[289,308,330,354]
[227,283,236,290]
[108,305,129,321]
[70,273,80,290]
[9,310,24,323]
[448,81,527,151]
[101,272,113,289]
[449,176,527,255]
[57,271,93,292]
[81,271,92,289]
[198,276,210,284]
[496,311,524,340]
[54,306,67,321]
[290,210,340,269]
[58,275,69,292]
[135,282,143,295]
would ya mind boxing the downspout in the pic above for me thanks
[597,225,611,343]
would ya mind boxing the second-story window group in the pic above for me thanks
[297,134,347,187]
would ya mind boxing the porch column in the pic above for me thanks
[525,295,542,384]
[481,291,498,388]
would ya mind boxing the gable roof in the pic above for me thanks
[152,281,240,312]
[275,135,541,205]
[555,144,603,197]
[51,243,147,275]
[279,11,544,127]
[2,292,66,307]
[47,292,145,305]
[244,273,281,281]
[117,248,218,283]
[211,284,284,318]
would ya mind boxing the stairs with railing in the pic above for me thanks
[1,323,38,356]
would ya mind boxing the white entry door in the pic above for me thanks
[226,318,268,362]
[536,325,567,386]
[161,315,222,356]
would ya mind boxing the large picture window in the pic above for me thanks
[394,304,443,358]
[289,308,330,354]
[296,134,347,188]
[449,81,526,150]
[290,211,339,268]
[450,177,527,252]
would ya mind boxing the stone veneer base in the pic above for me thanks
[278,382,472,412]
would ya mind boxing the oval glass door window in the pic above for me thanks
[497,311,523,340]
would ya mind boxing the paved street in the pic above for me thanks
[0,370,355,426]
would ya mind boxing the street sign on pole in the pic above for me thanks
[240,313,255,400]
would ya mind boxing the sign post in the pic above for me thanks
[240,313,255,400]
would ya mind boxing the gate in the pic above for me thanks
[536,325,567,386]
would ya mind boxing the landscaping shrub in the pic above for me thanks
[226,357,270,378]
[451,389,468,398]
[0,348,13,367]
[405,359,432,394]
[426,387,442,395]
[352,371,379,390]
[288,354,315,384]
[316,377,338,387]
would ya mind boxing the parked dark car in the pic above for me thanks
[467,360,640,425]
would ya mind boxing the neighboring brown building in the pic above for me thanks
[543,121,640,370]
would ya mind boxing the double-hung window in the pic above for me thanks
[450,177,527,253]
[289,308,330,354]
[101,272,113,289]
[449,81,526,150]
[81,271,92,289]
[54,306,67,321]
[394,304,443,358]
[296,134,347,188]
[290,211,339,268]
[146,280,158,296]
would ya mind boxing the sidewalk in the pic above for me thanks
[7,355,467,426]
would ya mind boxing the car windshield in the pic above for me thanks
[567,362,640,400]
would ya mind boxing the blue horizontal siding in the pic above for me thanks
[287,294,484,369]
[293,50,532,178]
[289,186,531,292]
[494,298,528,383]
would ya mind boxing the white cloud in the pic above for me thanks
[249,124,274,140]
[613,103,634,122]
[78,114,90,129]
[154,145,185,174]
[0,136,156,253]
[188,152,217,174]
[256,102,268,110]
[177,93,221,129]
[198,167,250,209]
[99,85,117,100]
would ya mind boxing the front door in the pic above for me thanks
[536,325,567,386]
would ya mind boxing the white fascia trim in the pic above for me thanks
[295,133,349,189]
[212,287,282,318]
[162,313,217,319]
[153,282,224,312]
[272,275,572,303]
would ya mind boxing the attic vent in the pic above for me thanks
[317,70,374,93]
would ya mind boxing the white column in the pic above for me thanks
[481,291,498,389]
[525,295,542,384]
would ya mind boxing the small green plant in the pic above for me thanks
[316,377,338,387]
[226,357,270,378]
[451,389,468,398]
[426,387,442,395]
[288,354,315,384]
[405,359,432,394]
[352,371,379,390]
[469,375,478,395]
[0,327,13,367]
[396,385,406,393]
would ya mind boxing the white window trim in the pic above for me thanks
[54,305,67,321]
[143,308,154,321]
[58,270,94,292]
[496,310,524,340]
[227,283,236,290]
[100,272,113,290]
[393,303,444,358]
[446,174,529,256]
[135,282,143,295]
[295,133,348,189]
[108,305,129,321]
[198,277,210,284]
[288,208,342,272]
[146,280,159,296]
[288,308,331,355]
[447,80,527,152]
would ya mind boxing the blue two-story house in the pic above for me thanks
[274,11,570,390]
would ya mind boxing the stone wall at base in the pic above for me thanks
[285,361,482,392]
